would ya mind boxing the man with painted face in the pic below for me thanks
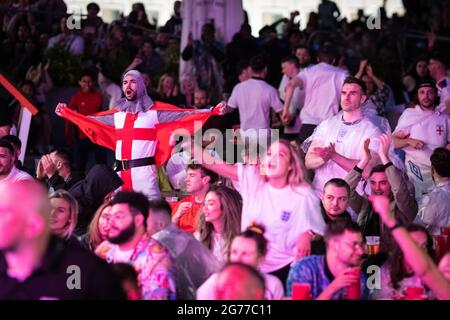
[56,70,225,199]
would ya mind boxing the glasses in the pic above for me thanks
[339,240,366,251]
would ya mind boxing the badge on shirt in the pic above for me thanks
[436,124,444,136]
[408,160,423,181]
[337,126,347,143]
[281,210,292,222]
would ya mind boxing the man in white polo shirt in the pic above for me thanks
[305,77,383,194]
[227,55,283,132]
[393,81,450,201]
[282,46,349,142]
[0,140,33,186]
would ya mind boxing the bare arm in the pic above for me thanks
[370,195,450,300]
[282,77,302,116]
[305,140,327,170]
[188,141,238,181]
[330,152,359,172]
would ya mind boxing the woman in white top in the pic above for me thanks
[189,139,326,285]
[195,185,242,265]
[197,224,284,300]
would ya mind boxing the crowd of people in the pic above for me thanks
[0,0,450,300]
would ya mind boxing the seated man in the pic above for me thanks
[0,180,125,299]
[0,141,33,186]
[415,147,450,235]
[345,135,417,252]
[95,191,176,300]
[307,178,353,255]
[171,164,218,233]
[36,148,84,192]
[287,219,369,300]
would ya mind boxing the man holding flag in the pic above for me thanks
[56,69,225,199]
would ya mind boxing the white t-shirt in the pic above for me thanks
[197,271,285,300]
[436,76,450,113]
[297,63,349,125]
[0,166,33,187]
[309,113,382,193]
[394,106,450,198]
[106,245,134,264]
[279,74,305,134]
[236,164,326,273]
[228,78,283,130]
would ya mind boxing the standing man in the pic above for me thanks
[305,77,383,193]
[279,55,304,139]
[56,69,225,199]
[428,54,450,114]
[393,81,450,201]
[282,46,349,142]
[227,55,283,132]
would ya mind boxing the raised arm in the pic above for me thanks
[178,138,238,181]
[378,134,417,222]
[370,195,450,300]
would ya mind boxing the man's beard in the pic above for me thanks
[108,222,136,244]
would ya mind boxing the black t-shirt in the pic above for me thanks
[0,236,126,300]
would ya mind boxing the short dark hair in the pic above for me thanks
[429,52,448,68]
[250,55,267,73]
[281,55,300,68]
[187,163,218,184]
[317,45,336,64]
[110,191,150,221]
[0,141,14,154]
[0,135,21,150]
[431,147,450,178]
[324,178,350,195]
[80,68,97,82]
[148,199,172,220]
[344,76,367,94]
[370,164,386,177]
[87,2,100,13]
[324,219,361,245]
[236,59,250,75]
[51,148,74,166]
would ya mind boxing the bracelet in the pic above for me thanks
[353,165,363,174]
[384,162,393,170]
[388,222,403,232]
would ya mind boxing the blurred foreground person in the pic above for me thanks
[0,180,125,299]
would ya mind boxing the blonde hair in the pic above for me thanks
[49,190,78,240]
[157,73,179,97]
[179,73,198,95]
[262,139,309,188]
[87,202,111,250]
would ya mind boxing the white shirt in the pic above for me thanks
[309,113,382,193]
[236,164,326,273]
[436,76,450,113]
[0,166,33,186]
[106,245,134,264]
[394,106,450,168]
[279,74,305,134]
[228,78,283,130]
[415,180,450,235]
[197,271,285,300]
[297,63,349,125]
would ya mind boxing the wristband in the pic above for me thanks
[384,162,393,170]
[388,222,403,232]
[353,165,363,174]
